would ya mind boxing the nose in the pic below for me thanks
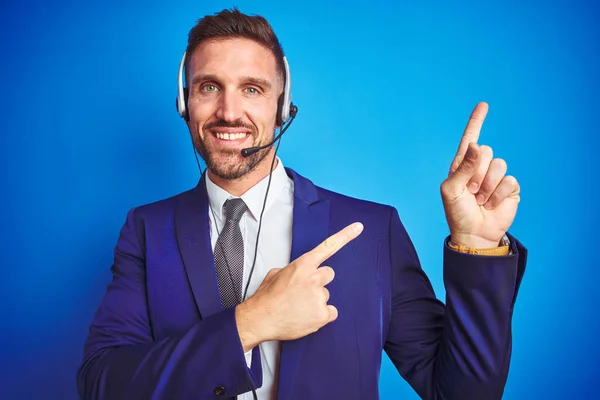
[216,89,244,122]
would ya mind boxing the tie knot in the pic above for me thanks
[223,198,246,222]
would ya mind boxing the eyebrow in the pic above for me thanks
[190,74,272,91]
[240,76,272,91]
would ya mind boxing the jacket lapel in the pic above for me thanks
[277,168,330,400]
[175,176,223,319]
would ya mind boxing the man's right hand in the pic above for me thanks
[235,222,364,352]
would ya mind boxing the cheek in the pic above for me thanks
[188,102,215,134]
[247,102,278,131]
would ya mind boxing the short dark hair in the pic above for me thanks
[185,8,285,83]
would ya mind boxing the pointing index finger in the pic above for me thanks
[304,222,363,267]
[450,102,488,173]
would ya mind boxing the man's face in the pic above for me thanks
[186,38,282,180]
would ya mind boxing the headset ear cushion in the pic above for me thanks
[276,93,285,127]
[183,87,189,121]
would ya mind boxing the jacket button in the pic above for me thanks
[213,386,226,396]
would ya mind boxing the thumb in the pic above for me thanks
[448,142,481,186]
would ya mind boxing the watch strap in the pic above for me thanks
[448,234,511,256]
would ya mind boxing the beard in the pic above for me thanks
[193,119,273,180]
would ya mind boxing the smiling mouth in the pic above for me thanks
[213,132,249,141]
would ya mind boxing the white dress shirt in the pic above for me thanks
[205,157,294,400]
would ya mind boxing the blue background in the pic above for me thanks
[1,0,598,398]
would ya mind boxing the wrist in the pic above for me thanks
[235,299,267,353]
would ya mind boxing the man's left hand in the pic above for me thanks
[440,102,521,249]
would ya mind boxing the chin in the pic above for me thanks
[196,136,272,181]
[207,151,260,180]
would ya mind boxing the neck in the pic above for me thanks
[207,150,278,197]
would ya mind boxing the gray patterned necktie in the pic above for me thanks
[214,198,247,309]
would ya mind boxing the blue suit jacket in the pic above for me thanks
[77,168,527,400]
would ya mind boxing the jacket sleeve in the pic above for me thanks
[383,207,527,400]
[77,208,262,400]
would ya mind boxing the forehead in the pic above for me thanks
[188,38,278,82]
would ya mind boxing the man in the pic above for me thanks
[77,8,526,400]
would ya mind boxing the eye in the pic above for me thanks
[202,84,219,92]
[244,87,259,95]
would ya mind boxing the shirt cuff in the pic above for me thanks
[447,234,511,256]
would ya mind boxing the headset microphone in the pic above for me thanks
[241,105,298,158]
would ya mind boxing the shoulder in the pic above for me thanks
[316,185,404,236]
[303,179,416,256]
[287,167,397,227]
[124,185,199,225]
[316,185,395,218]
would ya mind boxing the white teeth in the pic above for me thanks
[215,132,247,140]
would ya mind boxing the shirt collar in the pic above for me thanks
[205,157,291,221]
